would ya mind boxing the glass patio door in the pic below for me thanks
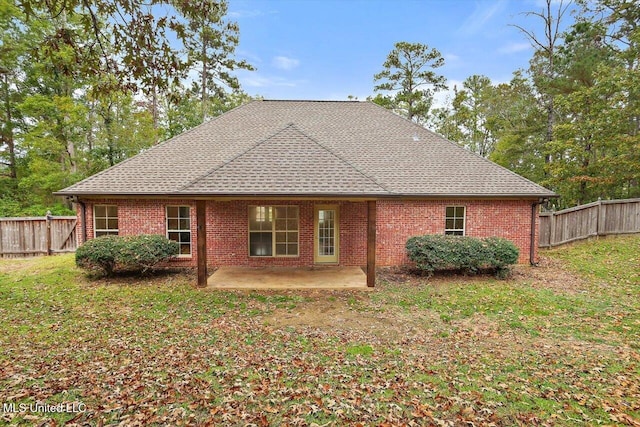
[314,206,339,264]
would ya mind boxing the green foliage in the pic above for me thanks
[431,0,640,207]
[163,86,255,139]
[488,73,548,184]
[0,177,75,217]
[373,41,446,124]
[0,196,22,217]
[118,235,181,274]
[76,235,179,276]
[0,0,253,215]
[484,236,520,278]
[75,236,122,276]
[405,234,519,277]
[88,89,159,168]
[430,74,497,157]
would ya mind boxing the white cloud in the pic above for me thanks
[228,9,268,19]
[432,79,464,110]
[444,53,460,62]
[241,73,302,89]
[272,56,300,71]
[498,41,532,54]
[459,0,508,35]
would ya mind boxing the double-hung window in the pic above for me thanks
[166,206,191,256]
[249,206,299,257]
[94,205,118,237]
[445,206,465,236]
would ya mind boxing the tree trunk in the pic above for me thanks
[545,98,554,165]
[103,108,116,167]
[2,73,17,179]
[152,85,158,131]
[201,24,208,123]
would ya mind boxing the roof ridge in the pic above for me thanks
[260,99,362,103]
[178,123,392,194]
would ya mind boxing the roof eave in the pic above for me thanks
[55,190,557,199]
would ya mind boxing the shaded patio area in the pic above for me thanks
[206,266,368,289]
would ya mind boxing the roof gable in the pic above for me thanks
[179,124,388,195]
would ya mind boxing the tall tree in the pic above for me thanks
[546,15,639,204]
[162,83,254,139]
[578,0,640,141]
[88,87,158,170]
[180,0,254,122]
[372,41,446,124]
[488,72,547,185]
[0,0,24,182]
[513,0,572,166]
[432,75,496,157]
[549,64,639,204]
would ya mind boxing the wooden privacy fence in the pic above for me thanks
[539,198,640,248]
[0,215,77,258]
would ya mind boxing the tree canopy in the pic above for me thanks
[376,0,640,208]
[0,0,255,216]
[2,0,639,214]
[372,41,446,125]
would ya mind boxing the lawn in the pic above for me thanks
[0,236,638,426]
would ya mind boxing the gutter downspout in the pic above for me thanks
[79,200,87,244]
[530,199,542,266]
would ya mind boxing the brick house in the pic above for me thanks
[56,100,555,286]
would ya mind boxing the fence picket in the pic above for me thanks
[0,216,77,258]
[539,198,640,247]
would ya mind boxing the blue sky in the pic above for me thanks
[228,0,577,103]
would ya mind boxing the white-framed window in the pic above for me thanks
[445,206,465,236]
[94,205,118,237]
[249,206,299,257]
[166,206,191,256]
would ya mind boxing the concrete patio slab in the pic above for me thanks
[206,266,368,289]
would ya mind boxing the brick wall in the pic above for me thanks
[376,199,537,265]
[76,198,538,268]
[207,200,367,267]
[77,199,198,267]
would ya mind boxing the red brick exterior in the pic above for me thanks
[376,199,537,265]
[206,200,367,267]
[77,199,199,268]
[76,198,539,268]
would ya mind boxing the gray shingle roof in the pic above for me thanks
[57,100,555,198]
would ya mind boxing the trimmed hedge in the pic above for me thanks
[405,234,519,278]
[76,235,121,276]
[76,234,179,276]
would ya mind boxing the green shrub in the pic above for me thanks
[484,237,519,268]
[405,235,519,278]
[75,235,122,276]
[76,234,179,276]
[118,234,180,274]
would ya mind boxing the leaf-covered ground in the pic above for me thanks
[0,236,638,426]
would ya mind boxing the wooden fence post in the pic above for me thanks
[597,198,605,236]
[549,210,557,247]
[46,211,52,256]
